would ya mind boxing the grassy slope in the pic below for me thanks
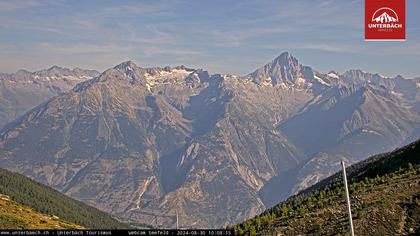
[0,168,130,229]
[0,194,84,229]
[233,139,420,235]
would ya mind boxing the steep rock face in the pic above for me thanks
[0,66,99,128]
[281,85,419,196]
[253,72,419,206]
[0,53,419,228]
[249,52,314,88]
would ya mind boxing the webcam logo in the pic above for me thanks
[365,0,405,41]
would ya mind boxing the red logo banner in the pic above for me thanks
[365,0,406,41]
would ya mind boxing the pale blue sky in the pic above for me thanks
[0,0,419,77]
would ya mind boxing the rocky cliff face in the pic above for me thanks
[0,53,418,228]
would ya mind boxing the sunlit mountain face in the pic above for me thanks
[0,52,419,228]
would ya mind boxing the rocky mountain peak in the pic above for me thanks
[15,69,32,75]
[113,60,140,72]
[13,69,33,79]
[249,52,315,87]
[342,69,386,80]
[394,74,405,80]
[41,65,72,76]
[72,68,100,77]
[341,69,387,87]
[76,61,199,93]
[174,65,193,71]
[48,65,66,70]
[109,60,148,83]
[32,65,99,78]
[272,51,297,66]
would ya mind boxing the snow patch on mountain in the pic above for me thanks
[143,67,193,91]
[313,75,330,86]
[327,72,339,79]
[294,77,306,87]
[362,129,382,136]
[261,77,273,87]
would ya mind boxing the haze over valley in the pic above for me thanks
[0,52,419,228]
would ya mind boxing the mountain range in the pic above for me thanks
[0,52,419,228]
[0,66,99,128]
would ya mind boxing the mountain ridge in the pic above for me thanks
[0,52,418,228]
[0,66,99,128]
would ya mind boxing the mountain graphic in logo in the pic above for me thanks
[371,7,399,23]
[373,12,397,23]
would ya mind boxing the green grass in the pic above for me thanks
[0,194,84,229]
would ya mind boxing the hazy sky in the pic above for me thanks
[0,0,419,77]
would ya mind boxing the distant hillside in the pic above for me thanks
[0,194,83,229]
[233,139,420,235]
[0,168,130,229]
